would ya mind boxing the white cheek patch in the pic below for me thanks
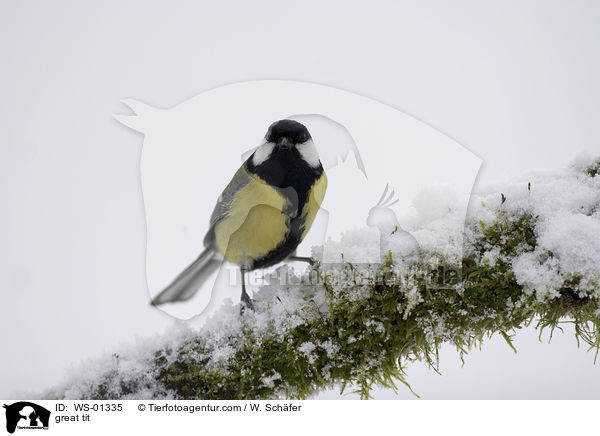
[251,142,275,166]
[298,139,321,168]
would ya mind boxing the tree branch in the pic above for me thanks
[44,156,600,400]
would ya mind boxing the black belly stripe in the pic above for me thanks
[245,147,324,270]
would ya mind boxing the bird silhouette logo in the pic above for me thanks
[114,80,481,319]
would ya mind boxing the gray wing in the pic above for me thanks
[203,163,252,247]
[153,164,252,305]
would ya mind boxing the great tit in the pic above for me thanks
[151,119,327,309]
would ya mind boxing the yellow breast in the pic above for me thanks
[213,171,327,267]
[300,172,327,240]
[213,176,289,266]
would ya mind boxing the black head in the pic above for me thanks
[248,118,322,177]
[265,119,311,147]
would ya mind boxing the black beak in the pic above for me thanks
[277,137,293,149]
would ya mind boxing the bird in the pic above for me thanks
[151,119,328,309]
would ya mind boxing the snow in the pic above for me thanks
[46,155,600,399]
[472,153,600,301]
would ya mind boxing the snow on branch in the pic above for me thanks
[45,156,600,400]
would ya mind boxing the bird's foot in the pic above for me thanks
[240,289,255,314]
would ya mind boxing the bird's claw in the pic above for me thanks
[240,289,255,314]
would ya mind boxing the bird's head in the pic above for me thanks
[251,119,321,168]
[266,119,311,148]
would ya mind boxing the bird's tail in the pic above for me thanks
[150,248,221,306]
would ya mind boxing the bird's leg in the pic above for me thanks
[240,267,254,312]
[286,249,315,266]
[288,255,315,266]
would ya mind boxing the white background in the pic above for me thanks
[4,400,600,436]
[1,0,599,399]
[2,400,600,436]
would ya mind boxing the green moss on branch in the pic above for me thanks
[47,158,600,400]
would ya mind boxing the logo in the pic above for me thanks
[3,402,50,434]
[115,80,481,320]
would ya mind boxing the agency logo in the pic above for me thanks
[3,402,50,434]
[115,80,481,320]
